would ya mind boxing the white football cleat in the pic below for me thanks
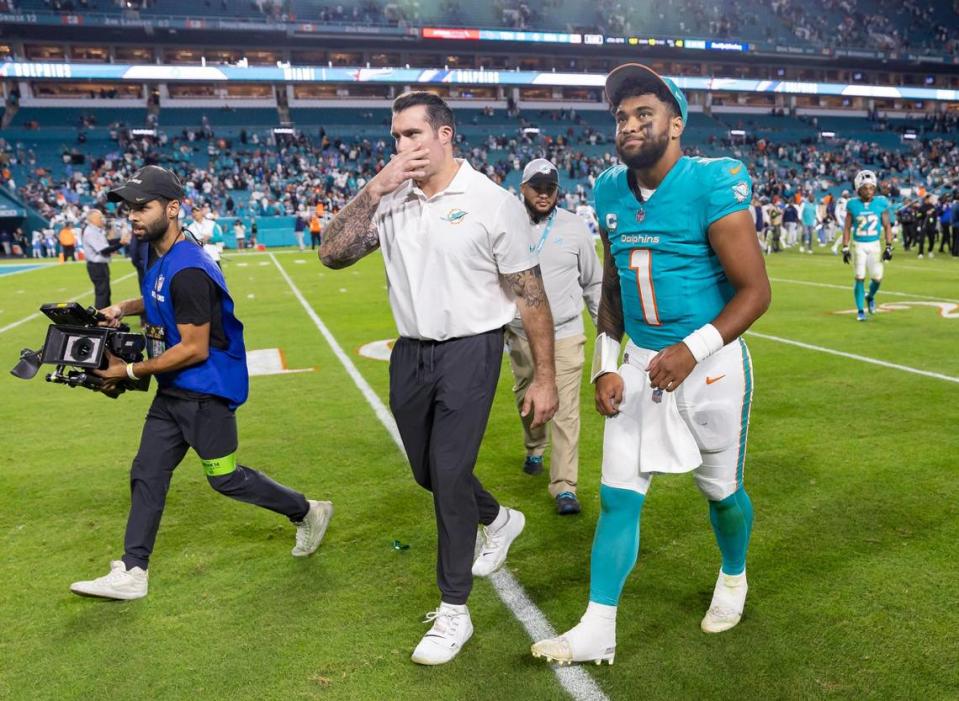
[70,560,148,601]
[292,500,334,557]
[472,508,525,577]
[411,604,473,665]
[531,619,616,666]
[701,569,748,633]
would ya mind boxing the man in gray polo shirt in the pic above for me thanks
[81,208,126,309]
[319,91,558,666]
[507,159,601,515]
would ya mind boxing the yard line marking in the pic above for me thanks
[769,277,959,304]
[269,253,609,701]
[0,271,137,336]
[746,331,959,384]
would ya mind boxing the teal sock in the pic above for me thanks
[588,484,645,606]
[854,279,865,311]
[867,279,880,300]
[708,487,753,576]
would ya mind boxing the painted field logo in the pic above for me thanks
[835,301,959,319]
[442,209,468,225]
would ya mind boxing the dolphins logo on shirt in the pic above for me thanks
[442,209,468,225]
[732,182,749,203]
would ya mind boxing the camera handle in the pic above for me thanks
[89,306,130,333]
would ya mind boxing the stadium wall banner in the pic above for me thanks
[2,61,958,103]
[2,10,958,64]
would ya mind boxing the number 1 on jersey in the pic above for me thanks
[629,249,661,326]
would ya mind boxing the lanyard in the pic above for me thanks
[531,210,557,256]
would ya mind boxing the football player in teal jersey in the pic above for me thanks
[841,170,894,321]
[531,64,771,665]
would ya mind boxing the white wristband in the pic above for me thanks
[590,332,622,383]
[681,323,724,363]
[126,362,140,381]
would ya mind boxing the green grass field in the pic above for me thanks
[1,248,957,700]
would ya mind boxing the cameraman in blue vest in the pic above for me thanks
[70,166,333,601]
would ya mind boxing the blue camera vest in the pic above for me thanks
[142,239,248,408]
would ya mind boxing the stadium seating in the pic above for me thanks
[17,0,956,55]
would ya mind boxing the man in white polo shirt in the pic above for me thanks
[183,205,223,269]
[319,91,558,666]
[507,158,601,515]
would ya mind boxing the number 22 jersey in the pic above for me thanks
[846,195,891,244]
[592,156,753,351]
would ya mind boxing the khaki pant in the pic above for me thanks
[505,328,586,497]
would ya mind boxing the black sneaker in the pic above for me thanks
[523,455,544,475]
[555,491,580,515]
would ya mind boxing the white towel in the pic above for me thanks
[624,344,702,474]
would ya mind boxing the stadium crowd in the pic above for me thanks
[2,109,957,259]
[9,0,957,56]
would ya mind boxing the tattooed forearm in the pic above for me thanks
[505,265,555,380]
[501,265,548,309]
[318,188,381,269]
[596,233,625,340]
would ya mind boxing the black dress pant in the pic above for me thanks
[86,261,111,309]
[389,329,503,605]
[122,392,309,570]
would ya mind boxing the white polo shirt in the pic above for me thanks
[376,159,535,341]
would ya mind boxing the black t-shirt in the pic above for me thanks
[155,266,228,401]
[170,268,227,350]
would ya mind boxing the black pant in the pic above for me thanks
[902,223,914,250]
[86,261,111,309]
[122,392,309,570]
[939,224,951,253]
[310,232,321,249]
[389,329,503,605]
[918,227,937,255]
[62,245,75,261]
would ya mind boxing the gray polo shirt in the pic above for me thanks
[81,224,111,264]
[509,206,602,340]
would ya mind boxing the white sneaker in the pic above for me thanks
[70,560,148,600]
[292,500,333,557]
[532,618,616,665]
[701,569,748,633]
[410,603,473,665]
[471,508,525,577]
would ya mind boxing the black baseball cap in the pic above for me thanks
[107,165,185,204]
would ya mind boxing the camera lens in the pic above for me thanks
[73,337,95,361]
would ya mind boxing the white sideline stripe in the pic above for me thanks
[746,331,959,384]
[268,254,401,449]
[769,277,959,304]
[0,271,137,335]
[269,254,609,701]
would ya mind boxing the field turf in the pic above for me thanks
[1,248,956,700]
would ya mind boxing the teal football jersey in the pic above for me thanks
[846,196,890,243]
[593,156,752,351]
